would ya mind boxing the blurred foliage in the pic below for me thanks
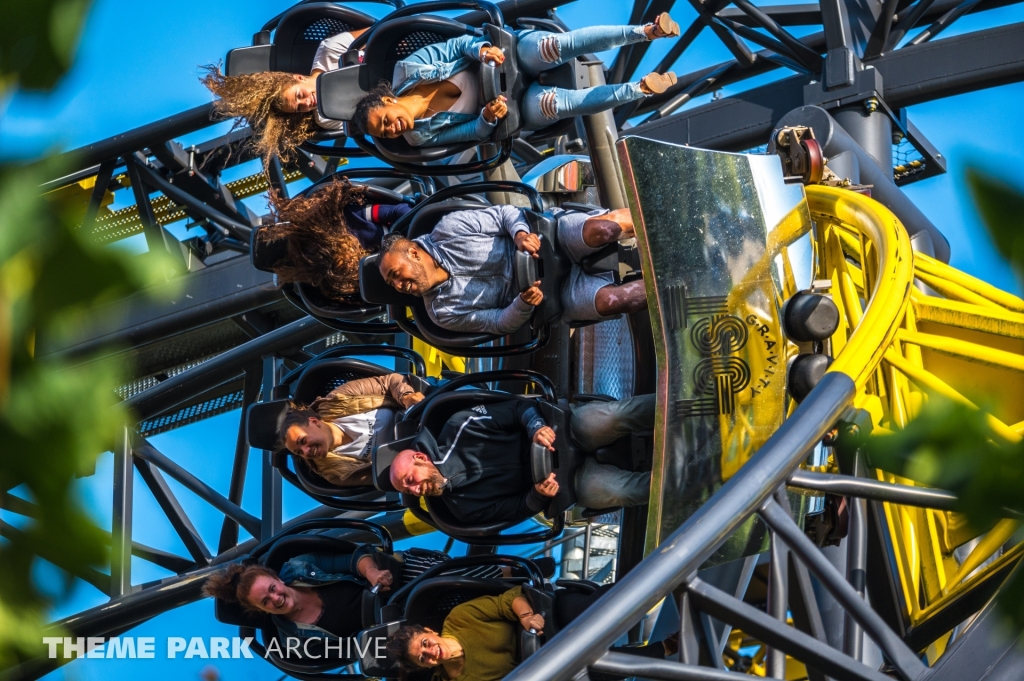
[0,0,92,91]
[0,0,173,669]
[966,169,1024,284]
[864,169,1024,630]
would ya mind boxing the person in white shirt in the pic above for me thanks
[201,28,368,163]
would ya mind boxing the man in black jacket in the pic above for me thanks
[377,396,653,525]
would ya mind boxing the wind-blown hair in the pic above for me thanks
[261,178,369,299]
[200,64,317,163]
[353,81,397,136]
[203,563,279,612]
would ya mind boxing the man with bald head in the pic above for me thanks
[376,204,647,336]
[378,394,654,525]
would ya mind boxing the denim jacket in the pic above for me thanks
[391,34,498,147]
[271,544,377,641]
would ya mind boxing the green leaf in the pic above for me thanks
[965,168,1024,280]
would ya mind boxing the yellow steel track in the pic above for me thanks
[723,185,1024,673]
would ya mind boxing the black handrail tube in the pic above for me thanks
[248,518,394,560]
[502,373,856,681]
[402,369,556,423]
[124,316,332,422]
[390,180,543,237]
[386,555,544,606]
[51,103,216,176]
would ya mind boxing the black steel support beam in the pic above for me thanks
[218,363,263,553]
[133,439,263,539]
[687,578,893,681]
[51,103,215,178]
[590,651,742,680]
[123,315,330,422]
[134,457,212,566]
[629,21,1024,148]
[718,3,822,26]
[788,470,959,509]
[40,254,280,362]
[503,373,857,681]
[787,554,829,681]
[110,427,134,598]
[759,500,927,680]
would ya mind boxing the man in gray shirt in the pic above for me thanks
[377,205,646,335]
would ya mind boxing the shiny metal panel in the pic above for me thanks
[617,136,813,562]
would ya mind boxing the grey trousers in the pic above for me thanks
[569,394,655,510]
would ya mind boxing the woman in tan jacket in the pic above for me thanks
[278,373,425,487]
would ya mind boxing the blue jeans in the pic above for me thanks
[570,394,655,510]
[515,26,651,130]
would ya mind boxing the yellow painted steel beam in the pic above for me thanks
[806,185,914,389]
[915,252,1024,313]
[897,329,1024,373]
[882,349,1022,443]
[915,270,1003,310]
[943,519,1022,593]
[912,292,1024,340]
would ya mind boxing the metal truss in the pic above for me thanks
[9,0,1024,679]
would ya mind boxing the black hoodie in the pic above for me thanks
[413,399,548,525]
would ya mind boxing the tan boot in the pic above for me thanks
[647,12,681,39]
[639,71,678,95]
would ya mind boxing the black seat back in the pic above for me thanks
[250,223,288,273]
[293,357,393,404]
[227,3,375,76]
[404,577,511,632]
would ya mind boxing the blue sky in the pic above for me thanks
[2,0,1023,679]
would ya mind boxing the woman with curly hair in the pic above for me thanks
[259,177,410,300]
[352,15,680,148]
[201,27,368,163]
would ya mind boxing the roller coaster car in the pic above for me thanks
[318,0,525,174]
[246,345,433,511]
[360,555,549,679]
[226,2,378,77]
[370,369,576,544]
[213,518,396,678]
[358,181,572,357]
[250,170,427,334]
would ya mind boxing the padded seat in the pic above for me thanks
[247,354,429,509]
[358,182,569,356]
[318,6,522,173]
[373,374,578,544]
[226,2,376,76]
[213,527,390,674]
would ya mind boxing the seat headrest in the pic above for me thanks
[246,400,292,450]
[317,64,369,122]
[359,254,418,307]
[372,435,418,493]
[250,225,289,273]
